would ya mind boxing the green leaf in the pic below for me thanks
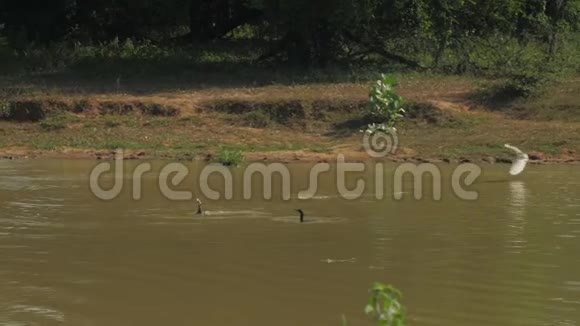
[341,314,348,326]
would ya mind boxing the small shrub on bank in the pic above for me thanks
[216,147,244,166]
[0,101,11,119]
[367,74,406,128]
[361,74,406,138]
[500,71,552,98]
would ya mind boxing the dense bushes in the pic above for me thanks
[1,0,578,96]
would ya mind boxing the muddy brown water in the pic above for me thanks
[1,160,579,326]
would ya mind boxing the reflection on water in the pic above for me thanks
[271,215,346,224]
[509,181,528,213]
[506,181,529,254]
[0,160,579,325]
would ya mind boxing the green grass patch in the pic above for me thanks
[99,115,142,128]
[536,142,566,155]
[83,121,97,129]
[445,113,490,129]
[96,141,149,150]
[103,117,122,128]
[31,139,60,151]
[168,143,209,151]
[143,118,170,127]
[39,112,80,131]
[177,116,202,126]
[231,142,335,153]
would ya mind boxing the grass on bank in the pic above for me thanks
[216,147,244,166]
[0,87,578,162]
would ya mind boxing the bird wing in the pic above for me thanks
[505,144,529,176]
[509,157,528,175]
[504,144,528,159]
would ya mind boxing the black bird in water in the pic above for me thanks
[295,209,305,223]
[196,198,204,215]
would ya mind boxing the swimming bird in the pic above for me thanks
[504,144,529,176]
[196,198,204,215]
[295,209,305,223]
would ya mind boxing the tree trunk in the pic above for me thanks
[546,0,568,59]
[189,0,212,42]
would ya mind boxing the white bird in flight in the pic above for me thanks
[504,144,529,176]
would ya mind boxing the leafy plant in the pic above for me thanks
[364,74,406,134]
[216,147,244,166]
[342,282,406,326]
[365,283,406,326]
[0,101,11,119]
[360,75,402,140]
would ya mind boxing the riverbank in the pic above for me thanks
[1,75,579,164]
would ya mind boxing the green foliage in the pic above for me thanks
[342,282,406,326]
[1,0,579,78]
[365,283,406,326]
[67,38,169,62]
[0,101,12,119]
[216,147,244,167]
[501,72,552,98]
[365,74,406,130]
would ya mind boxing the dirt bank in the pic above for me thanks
[1,77,579,164]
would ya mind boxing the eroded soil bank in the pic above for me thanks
[1,77,579,164]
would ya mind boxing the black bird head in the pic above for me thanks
[196,198,203,215]
[295,209,304,223]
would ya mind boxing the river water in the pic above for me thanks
[1,160,579,326]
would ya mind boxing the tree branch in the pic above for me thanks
[342,31,426,70]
